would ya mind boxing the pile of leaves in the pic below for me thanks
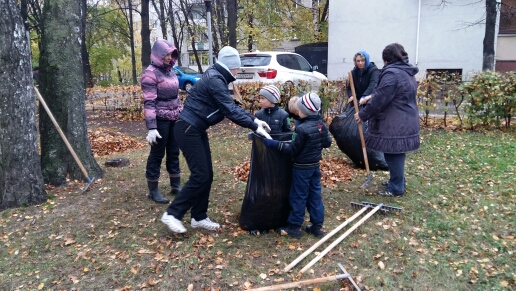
[229,156,354,188]
[88,127,146,157]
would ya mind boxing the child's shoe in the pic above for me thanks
[278,225,302,239]
[305,224,325,238]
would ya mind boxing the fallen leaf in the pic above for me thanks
[378,261,385,269]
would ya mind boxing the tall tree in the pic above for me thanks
[0,0,46,210]
[226,0,237,48]
[81,0,94,87]
[114,0,138,84]
[141,0,151,69]
[483,0,497,70]
[39,0,103,185]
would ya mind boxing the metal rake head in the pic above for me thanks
[350,201,403,214]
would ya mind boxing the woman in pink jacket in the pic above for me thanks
[141,39,183,203]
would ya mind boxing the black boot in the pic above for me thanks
[305,224,325,238]
[278,225,302,239]
[169,177,182,195]
[147,181,170,204]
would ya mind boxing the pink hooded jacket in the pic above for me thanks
[141,39,183,129]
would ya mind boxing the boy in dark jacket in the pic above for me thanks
[255,85,291,134]
[263,93,332,238]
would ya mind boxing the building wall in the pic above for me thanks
[328,0,486,81]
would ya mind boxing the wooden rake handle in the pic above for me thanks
[300,203,383,273]
[34,87,90,179]
[348,72,370,174]
[283,205,370,272]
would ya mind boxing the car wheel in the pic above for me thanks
[184,82,193,92]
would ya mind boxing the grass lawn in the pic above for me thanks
[0,122,515,290]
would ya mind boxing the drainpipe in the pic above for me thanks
[415,0,421,66]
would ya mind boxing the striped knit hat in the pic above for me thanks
[297,92,321,116]
[259,85,281,104]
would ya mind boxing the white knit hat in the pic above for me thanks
[259,85,281,104]
[297,92,321,116]
[217,46,241,69]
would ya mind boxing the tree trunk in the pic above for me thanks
[482,0,497,71]
[141,0,151,69]
[247,14,253,52]
[168,1,182,65]
[81,0,94,87]
[227,0,237,48]
[128,0,137,84]
[39,0,103,186]
[0,0,46,210]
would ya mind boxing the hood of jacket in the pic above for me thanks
[151,39,178,70]
[358,50,371,69]
[385,59,419,76]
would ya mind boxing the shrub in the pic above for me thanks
[460,71,516,129]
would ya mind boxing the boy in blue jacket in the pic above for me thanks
[263,93,332,238]
[254,85,291,134]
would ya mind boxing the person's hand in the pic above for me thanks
[354,112,361,124]
[347,96,354,103]
[263,138,279,148]
[359,95,371,105]
[254,118,271,133]
[256,126,272,139]
[146,129,162,145]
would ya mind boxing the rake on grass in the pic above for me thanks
[249,263,360,291]
[283,201,402,274]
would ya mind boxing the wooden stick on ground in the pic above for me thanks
[300,203,383,273]
[283,205,370,272]
[248,273,351,291]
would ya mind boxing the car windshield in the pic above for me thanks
[240,55,272,67]
[177,67,199,75]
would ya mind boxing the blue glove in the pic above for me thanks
[263,138,279,148]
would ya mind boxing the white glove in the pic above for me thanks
[256,126,272,139]
[146,129,162,145]
[254,118,271,133]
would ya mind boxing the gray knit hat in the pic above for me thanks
[217,46,241,69]
[259,85,281,104]
[297,92,321,116]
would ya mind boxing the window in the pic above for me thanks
[240,55,272,67]
[293,55,312,72]
[500,0,516,34]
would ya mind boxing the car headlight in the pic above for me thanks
[195,77,200,81]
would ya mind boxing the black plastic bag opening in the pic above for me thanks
[329,104,389,171]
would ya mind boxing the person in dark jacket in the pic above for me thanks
[161,46,272,233]
[347,51,380,106]
[264,93,332,238]
[354,43,420,197]
[141,39,183,204]
[255,85,291,134]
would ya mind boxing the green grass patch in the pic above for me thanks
[0,126,515,290]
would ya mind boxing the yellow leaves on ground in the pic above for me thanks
[229,156,354,188]
[88,127,146,157]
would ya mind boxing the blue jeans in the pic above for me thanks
[167,120,213,221]
[145,119,180,181]
[384,153,406,194]
[287,167,325,227]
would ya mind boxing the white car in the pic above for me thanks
[231,51,327,90]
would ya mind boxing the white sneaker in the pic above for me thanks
[161,212,186,233]
[191,217,220,230]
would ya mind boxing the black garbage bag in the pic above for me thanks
[239,132,293,231]
[329,104,389,171]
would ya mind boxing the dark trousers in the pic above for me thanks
[145,119,180,181]
[167,120,213,221]
[287,167,325,227]
[384,153,406,194]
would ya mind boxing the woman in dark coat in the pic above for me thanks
[354,43,420,197]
